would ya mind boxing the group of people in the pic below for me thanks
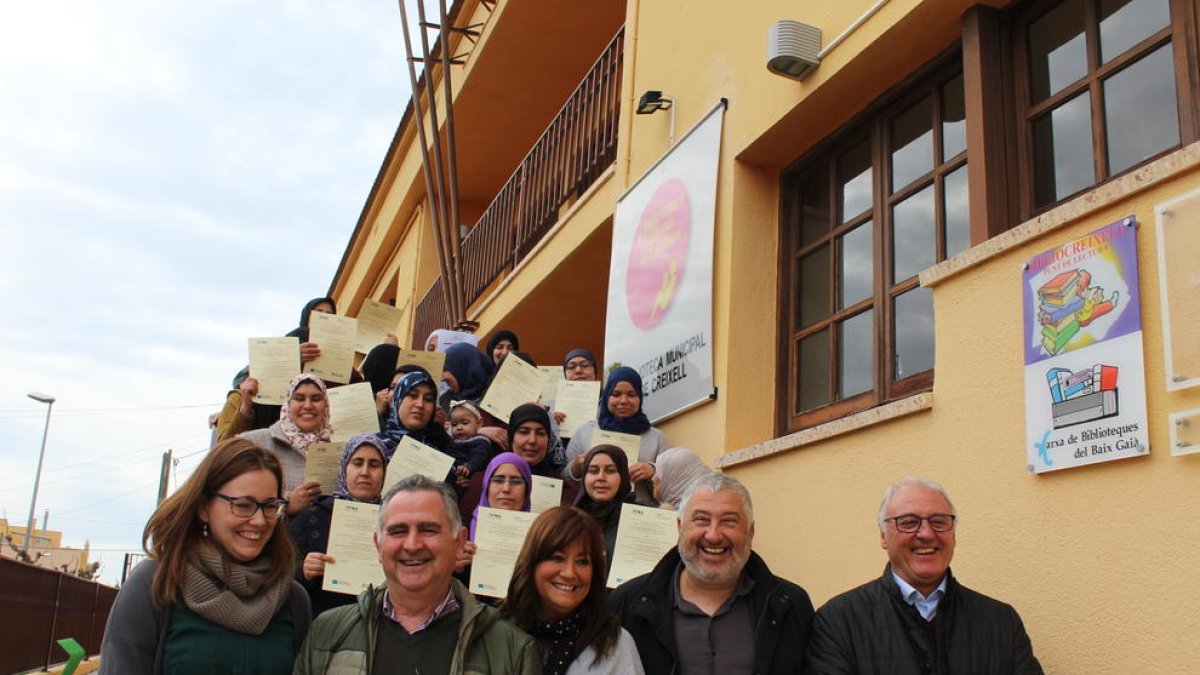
[98,297,1045,673]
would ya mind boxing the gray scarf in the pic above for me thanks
[181,539,290,635]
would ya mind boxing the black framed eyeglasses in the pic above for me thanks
[489,475,527,487]
[564,360,594,371]
[206,491,288,520]
[885,513,956,533]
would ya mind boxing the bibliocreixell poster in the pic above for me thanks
[1022,216,1149,473]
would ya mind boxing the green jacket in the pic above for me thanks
[292,579,541,675]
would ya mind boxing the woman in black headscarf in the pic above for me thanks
[573,445,634,564]
[485,329,520,368]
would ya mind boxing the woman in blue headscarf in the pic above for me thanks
[439,342,495,410]
[380,370,452,456]
[562,367,666,505]
[286,434,388,616]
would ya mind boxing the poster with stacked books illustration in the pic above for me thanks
[1023,216,1149,473]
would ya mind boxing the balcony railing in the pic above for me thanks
[412,277,449,349]
[459,27,624,306]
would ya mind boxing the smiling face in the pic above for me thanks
[678,487,754,588]
[374,489,464,601]
[449,407,480,440]
[584,452,621,503]
[396,382,436,430]
[198,468,280,563]
[534,536,593,620]
[512,421,549,466]
[492,339,515,365]
[345,445,385,502]
[607,381,640,418]
[288,382,327,433]
[486,463,528,510]
[880,484,956,596]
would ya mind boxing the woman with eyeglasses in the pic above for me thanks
[287,434,389,616]
[500,507,644,675]
[100,439,310,675]
[564,367,666,505]
[239,373,330,516]
[469,452,534,540]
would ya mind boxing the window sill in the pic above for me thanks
[717,392,934,469]
[920,140,1200,288]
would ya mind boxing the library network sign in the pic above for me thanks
[1022,217,1149,474]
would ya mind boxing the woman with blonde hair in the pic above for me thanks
[501,507,643,674]
[99,438,310,674]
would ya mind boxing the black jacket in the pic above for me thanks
[609,548,815,675]
[805,566,1043,675]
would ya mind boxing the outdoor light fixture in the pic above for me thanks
[767,20,822,81]
[24,391,55,556]
[636,90,673,115]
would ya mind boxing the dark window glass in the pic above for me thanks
[798,246,831,328]
[1032,92,1094,206]
[1104,44,1180,174]
[1029,0,1088,101]
[839,311,874,397]
[800,172,830,246]
[892,185,937,282]
[798,331,831,411]
[839,139,873,222]
[1099,0,1171,62]
[839,222,874,308]
[944,164,971,259]
[892,97,935,190]
[894,288,936,380]
[941,75,967,161]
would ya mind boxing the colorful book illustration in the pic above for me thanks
[1046,363,1119,428]
[1035,268,1118,355]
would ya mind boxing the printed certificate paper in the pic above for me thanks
[303,442,344,492]
[591,430,641,466]
[327,382,380,439]
[384,436,455,487]
[607,503,678,587]
[396,348,446,378]
[469,507,537,598]
[355,298,404,354]
[529,476,563,513]
[248,337,300,405]
[480,355,549,422]
[322,500,384,595]
[305,312,358,384]
[553,380,601,437]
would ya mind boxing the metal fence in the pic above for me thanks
[0,557,117,674]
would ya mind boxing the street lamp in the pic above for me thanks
[24,391,55,557]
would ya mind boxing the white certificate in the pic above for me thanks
[480,355,549,423]
[607,503,678,588]
[591,430,641,467]
[355,298,404,354]
[248,336,300,405]
[537,366,565,404]
[303,442,343,491]
[322,499,385,596]
[553,380,601,438]
[529,476,563,513]
[305,312,358,384]
[384,435,455,487]
[468,507,537,598]
[397,348,446,377]
[327,382,380,439]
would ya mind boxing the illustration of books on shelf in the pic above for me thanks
[1045,364,1119,428]
[1036,269,1119,355]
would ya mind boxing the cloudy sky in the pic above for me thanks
[0,2,418,585]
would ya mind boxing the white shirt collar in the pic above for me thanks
[890,569,947,621]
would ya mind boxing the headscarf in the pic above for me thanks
[486,329,520,358]
[469,452,533,540]
[654,447,712,509]
[443,342,494,401]
[360,343,401,394]
[232,366,251,390]
[597,366,651,435]
[331,434,390,503]
[278,373,332,455]
[573,445,632,522]
[562,348,597,371]
[287,297,337,343]
[381,370,450,454]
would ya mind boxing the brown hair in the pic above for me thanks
[142,438,295,605]
[500,506,620,665]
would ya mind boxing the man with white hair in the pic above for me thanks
[610,472,814,675]
[805,477,1043,674]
